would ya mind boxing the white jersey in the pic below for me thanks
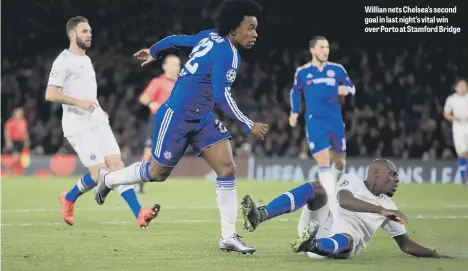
[444,93,468,130]
[334,173,407,255]
[444,93,468,153]
[47,49,108,136]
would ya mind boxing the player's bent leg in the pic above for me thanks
[59,163,104,225]
[242,181,327,232]
[200,139,255,254]
[298,186,330,238]
[292,221,353,259]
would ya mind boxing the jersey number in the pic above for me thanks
[184,38,214,74]
[215,119,228,133]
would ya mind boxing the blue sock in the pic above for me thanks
[139,161,152,182]
[118,186,142,218]
[65,173,96,203]
[458,157,467,180]
[314,233,351,256]
[265,182,315,219]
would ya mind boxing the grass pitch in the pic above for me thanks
[1,177,467,271]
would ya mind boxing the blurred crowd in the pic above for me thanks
[2,0,467,160]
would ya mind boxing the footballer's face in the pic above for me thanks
[310,39,329,62]
[71,22,92,50]
[455,80,468,95]
[233,16,258,49]
[163,56,181,79]
[381,162,399,197]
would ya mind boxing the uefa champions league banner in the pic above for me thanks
[0,154,461,184]
[249,158,462,184]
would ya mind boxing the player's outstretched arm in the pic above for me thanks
[149,30,210,60]
[393,234,453,258]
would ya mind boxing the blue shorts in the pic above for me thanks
[151,104,232,167]
[306,118,346,155]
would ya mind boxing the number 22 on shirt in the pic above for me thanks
[182,38,214,75]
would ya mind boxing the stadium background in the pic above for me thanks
[2,0,467,162]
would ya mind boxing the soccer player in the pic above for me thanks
[241,159,452,259]
[444,78,468,185]
[137,55,180,193]
[94,0,268,254]
[4,107,29,174]
[45,16,158,228]
[289,36,356,217]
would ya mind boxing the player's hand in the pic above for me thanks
[250,122,269,140]
[338,86,349,96]
[133,49,155,67]
[76,100,99,113]
[289,113,298,127]
[379,209,409,224]
[432,249,454,259]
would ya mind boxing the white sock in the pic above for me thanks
[216,177,237,239]
[331,163,345,183]
[105,162,151,189]
[318,167,338,218]
[116,184,134,194]
[297,203,331,237]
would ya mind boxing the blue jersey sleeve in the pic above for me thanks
[212,47,254,133]
[337,65,355,95]
[149,30,211,59]
[290,68,303,114]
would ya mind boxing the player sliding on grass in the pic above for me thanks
[241,159,453,259]
[94,0,268,254]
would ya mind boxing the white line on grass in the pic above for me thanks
[2,204,468,214]
[2,215,468,227]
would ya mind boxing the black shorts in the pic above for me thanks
[144,113,156,148]
[9,141,24,154]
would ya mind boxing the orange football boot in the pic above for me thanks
[59,192,75,225]
[137,204,161,229]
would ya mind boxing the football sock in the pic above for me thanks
[312,234,351,256]
[105,162,151,189]
[297,203,330,237]
[117,185,142,218]
[458,157,466,180]
[318,166,338,217]
[265,182,315,219]
[65,173,96,203]
[216,177,237,239]
[331,162,345,182]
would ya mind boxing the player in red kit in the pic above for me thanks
[4,107,29,174]
[138,54,180,193]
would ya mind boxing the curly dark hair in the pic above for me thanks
[215,0,262,36]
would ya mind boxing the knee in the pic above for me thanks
[214,161,236,178]
[313,150,330,166]
[148,162,171,182]
[312,181,327,198]
[458,153,468,158]
[107,160,125,171]
[333,156,346,170]
[309,181,328,210]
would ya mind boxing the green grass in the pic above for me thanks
[1,177,468,271]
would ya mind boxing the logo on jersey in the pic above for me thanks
[340,180,349,187]
[307,73,313,79]
[90,153,96,160]
[50,68,58,79]
[163,151,172,160]
[327,70,335,78]
[226,69,237,82]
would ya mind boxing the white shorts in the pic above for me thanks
[453,129,468,154]
[66,123,120,167]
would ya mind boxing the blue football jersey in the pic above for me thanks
[149,29,254,132]
[290,62,355,121]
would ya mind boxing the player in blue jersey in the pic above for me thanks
[289,36,356,218]
[94,0,267,254]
